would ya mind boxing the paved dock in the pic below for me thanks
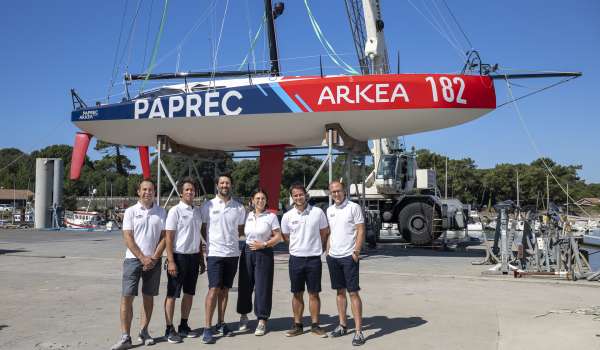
[1,229,599,349]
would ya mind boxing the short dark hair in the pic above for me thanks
[138,179,155,190]
[216,173,233,184]
[178,176,197,194]
[289,182,306,195]
[329,180,346,189]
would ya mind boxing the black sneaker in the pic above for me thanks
[310,324,328,338]
[215,323,233,337]
[202,328,216,344]
[137,329,155,346]
[178,324,199,338]
[165,327,182,344]
[352,331,366,346]
[285,324,304,337]
[329,324,348,338]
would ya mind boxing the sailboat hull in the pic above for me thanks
[72,74,496,150]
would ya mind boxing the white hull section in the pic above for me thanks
[75,107,492,150]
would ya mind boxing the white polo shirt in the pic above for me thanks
[327,199,365,258]
[165,201,202,254]
[245,211,280,243]
[281,205,328,257]
[122,202,166,259]
[201,197,246,257]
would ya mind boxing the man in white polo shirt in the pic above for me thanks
[200,173,246,344]
[163,177,205,344]
[111,180,166,350]
[326,180,366,346]
[281,182,329,338]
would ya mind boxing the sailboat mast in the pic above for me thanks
[264,0,281,75]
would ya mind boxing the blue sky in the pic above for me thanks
[1,0,598,182]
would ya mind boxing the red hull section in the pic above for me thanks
[69,132,92,180]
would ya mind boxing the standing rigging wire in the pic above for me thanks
[441,0,473,50]
[238,18,265,71]
[106,1,129,103]
[504,77,592,218]
[496,76,579,108]
[243,0,257,71]
[304,0,359,75]
[420,0,461,51]
[123,0,145,77]
[430,0,465,52]
[210,0,231,88]
[141,0,156,73]
[140,0,170,93]
[141,0,218,76]
[175,46,182,73]
[406,0,466,61]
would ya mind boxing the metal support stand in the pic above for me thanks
[157,137,162,206]
[328,129,333,205]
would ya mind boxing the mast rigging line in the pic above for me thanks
[422,0,463,53]
[304,0,359,75]
[210,0,231,87]
[430,0,462,51]
[238,15,266,71]
[495,73,581,108]
[141,0,156,74]
[140,0,218,79]
[441,0,473,49]
[107,1,130,102]
[504,77,592,218]
[140,0,170,92]
[406,0,466,61]
[123,0,145,75]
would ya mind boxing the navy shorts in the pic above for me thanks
[122,258,161,297]
[326,255,360,292]
[289,255,322,293]
[207,256,239,289]
[167,253,201,298]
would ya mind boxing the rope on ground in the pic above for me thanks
[535,306,600,320]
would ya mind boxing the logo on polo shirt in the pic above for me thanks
[329,213,335,217]
[291,220,299,225]
[135,214,143,219]
[247,217,254,221]
[212,210,220,214]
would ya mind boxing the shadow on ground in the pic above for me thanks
[0,249,29,255]
[363,244,486,259]
[236,314,427,340]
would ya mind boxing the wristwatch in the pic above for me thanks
[263,241,268,249]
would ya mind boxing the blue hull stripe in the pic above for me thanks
[256,84,268,96]
[294,94,313,112]
[269,83,302,113]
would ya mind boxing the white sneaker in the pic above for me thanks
[137,329,155,346]
[254,322,266,336]
[239,314,249,332]
[111,334,132,350]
